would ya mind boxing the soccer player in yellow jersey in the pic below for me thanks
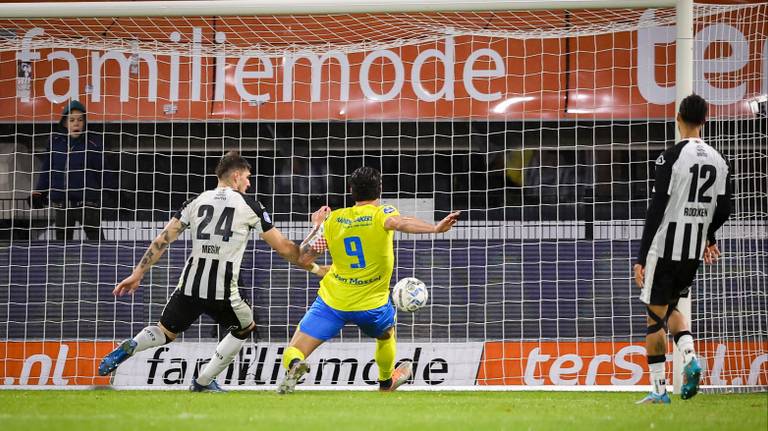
[277,166,460,393]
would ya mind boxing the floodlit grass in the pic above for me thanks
[0,390,765,431]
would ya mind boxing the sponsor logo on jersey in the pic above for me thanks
[262,210,271,224]
[655,154,665,165]
[383,206,396,214]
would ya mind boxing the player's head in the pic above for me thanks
[216,151,252,193]
[349,166,381,202]
[677,94,708,129]
[60,100,87,139]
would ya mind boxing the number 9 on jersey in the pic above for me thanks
[392,277,429,312]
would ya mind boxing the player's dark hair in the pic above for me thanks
[679,94,708,126]
[216,151,251,179]
[349,166,381,201]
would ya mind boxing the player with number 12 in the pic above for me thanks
[634,94,732,404]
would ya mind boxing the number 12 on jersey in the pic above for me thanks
[687,164,717,203]
[344,236,367,268]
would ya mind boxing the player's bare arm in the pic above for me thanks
[297,205,332,270]
[113,217,187,296]
[297,238,323,269]
[262,226,327,277]
[384,210,460,233]
[633,264,645,289]
[261,227,301,265]
[703,182,731,265]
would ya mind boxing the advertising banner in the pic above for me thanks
[477,341,768,386]
[2,8,765,121]
[2,340,765,388]
[0,341,113,386]
[0,341,483,388]
[113,342,484,388]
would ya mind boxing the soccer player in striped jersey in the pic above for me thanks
[634,94,732,404]
[277,166,461,393]
[98,151,319,392]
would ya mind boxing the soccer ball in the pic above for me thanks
[392,277,429,312]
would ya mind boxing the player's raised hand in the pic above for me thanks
[311,205,332,225]
[633,263,644,289]
[703,242,721,264]
[434,211,461,233]
[113,272,142,296]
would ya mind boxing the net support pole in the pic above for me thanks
[673,0,694,395]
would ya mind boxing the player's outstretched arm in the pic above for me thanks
[384,211,460,234]
[114,218,187,296]
[297,206,332,273]
[260,224,327,278]
[261,228,301,266]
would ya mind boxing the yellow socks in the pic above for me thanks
[283,337,396,381]
[282,346,305,370]
[375,336,396,381]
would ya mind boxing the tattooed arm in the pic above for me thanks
[113,218,188,296]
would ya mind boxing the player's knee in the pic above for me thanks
[646,322,665,335]
[158,323,177,343]
[231,322,256,340]
[646,306,666,335]
[376,326,394,341]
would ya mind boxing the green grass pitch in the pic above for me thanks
[1,390,765,431]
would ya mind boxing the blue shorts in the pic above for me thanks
[298,296,396,341]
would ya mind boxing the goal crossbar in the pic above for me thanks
[0,0,677,19]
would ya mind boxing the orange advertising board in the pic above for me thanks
[477,341,768,386]
[1,340,766,387]
[1,8,765,121]
[0,341,113,386]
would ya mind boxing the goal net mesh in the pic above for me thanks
[0,3,765,388]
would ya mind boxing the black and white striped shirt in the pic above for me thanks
[172,187,273,301]
[637,138,732,265]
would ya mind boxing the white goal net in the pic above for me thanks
[0,1,765,390]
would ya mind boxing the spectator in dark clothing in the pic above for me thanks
[32,100,104,241]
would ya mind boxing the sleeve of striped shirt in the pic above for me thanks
[240,193,274,233]
[636,148,675,265]
[707,160,733,244]
[172,196,196,226]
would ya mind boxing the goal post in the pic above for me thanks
[673,0,694,396]
[0,0,765,391]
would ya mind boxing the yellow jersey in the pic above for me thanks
[317,204,399,311]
